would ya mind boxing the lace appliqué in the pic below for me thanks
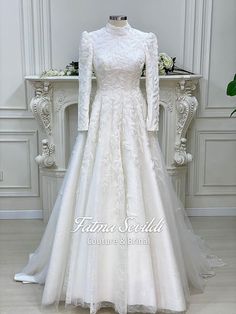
[145,32,160,132]
[78,31,93,131]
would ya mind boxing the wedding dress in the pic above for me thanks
[14,22,225,314]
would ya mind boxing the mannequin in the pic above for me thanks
[108,15,128,27]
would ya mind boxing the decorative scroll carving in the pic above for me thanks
[35,139,56,168]
[29,81,56,168]
[174,79,198,166]
[30,81,52,136]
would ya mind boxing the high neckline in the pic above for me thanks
[105,22,131,35]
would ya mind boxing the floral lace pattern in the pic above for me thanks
[78,23,159,132]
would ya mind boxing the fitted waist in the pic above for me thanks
[94,86,146,107]
[96,85,142,95]
[96,76,141,91]
[95,88,144,102]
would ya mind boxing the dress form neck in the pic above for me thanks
[108,15,128,27]
[106,16,131,35]
[108,19,128,27]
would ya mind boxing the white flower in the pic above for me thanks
[159,52,173,69]
[66,71,71,76]
[158,62,166,75]
[47,69,59,76]
[40,68,66,78]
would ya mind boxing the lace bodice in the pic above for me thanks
[77,22,160,132]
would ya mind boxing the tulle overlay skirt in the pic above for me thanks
[14,89,225,314]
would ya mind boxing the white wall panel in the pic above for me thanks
[208,0,236,110]
[194,131,236,195]
[50,0,186,70]
[0,130,39,196]
[0,0,26,109]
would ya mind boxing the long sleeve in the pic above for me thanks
[78,31,93,131]
[145,32,160,132]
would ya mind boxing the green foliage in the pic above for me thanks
[226,74,236,116]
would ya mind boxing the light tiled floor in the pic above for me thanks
[0,217,235,314]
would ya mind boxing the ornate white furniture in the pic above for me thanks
[26,75,200,222]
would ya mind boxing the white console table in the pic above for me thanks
[26,74,201,222]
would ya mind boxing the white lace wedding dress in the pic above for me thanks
[14,22,225,314]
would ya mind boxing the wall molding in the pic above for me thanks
[21,0,52,76]
[0,130,40,197]
[0,115,35,119]
[198,0,213,114]
[32,0,52,74]
[186,207,236,216]
[193,130,236,196]
[0,209,43,219]
[183,0,196,71]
